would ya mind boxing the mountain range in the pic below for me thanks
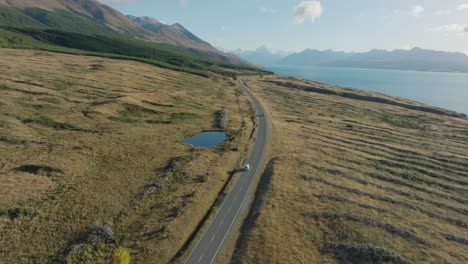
[282,48,468,73]
[0,0,243,64]
[236,46,468,73]
[232,46,290,66]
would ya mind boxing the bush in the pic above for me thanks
[87,224,115,244]
[215,108,229,128]
[66,243,89,259]
[113,247,130,264]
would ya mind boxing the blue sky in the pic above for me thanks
[98,0,468,54]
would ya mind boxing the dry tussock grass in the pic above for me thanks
[232,75,468,264]
[0,49,254,263]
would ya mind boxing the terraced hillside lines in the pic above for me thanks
[232,76,468,264]
[0,49,255,263]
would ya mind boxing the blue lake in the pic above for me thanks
[182,131,227,148]
[268,65,468,114]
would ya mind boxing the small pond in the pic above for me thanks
[182,131,227,148]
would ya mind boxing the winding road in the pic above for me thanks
[184,79,268,264]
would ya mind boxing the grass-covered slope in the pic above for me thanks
[232,76,468,264]
[0,2,246,64]
[0,6,114,34]
[21,8,114,34]
[0,6,47,28]
[0,0,142,34]
[0,49,255,263]
[0,27,268,77]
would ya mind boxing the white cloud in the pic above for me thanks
[391,5,425,18]
[457,4,468,10]
[434,24,467,33]
[412,5,424,17]
[294,1,323,24]
[96,0,141,5]
[259,7,277,14]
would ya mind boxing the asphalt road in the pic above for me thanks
[184,79,267,264]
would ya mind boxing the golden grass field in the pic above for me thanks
[232,76,468,264]
[0,49,255,263]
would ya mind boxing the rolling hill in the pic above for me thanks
[0,26,266,78]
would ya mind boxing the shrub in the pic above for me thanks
[14,164,63,176]
[87,224,115,244]
[113,247,130,264]
[215,108,229,128]
[0,208,34,220]
[66,243,89,259]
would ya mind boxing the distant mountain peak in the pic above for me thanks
[127,15,214,51]
[233,46,291,66]
[126,15,166,25]
[256,45,272,51]
[171,23,184,28]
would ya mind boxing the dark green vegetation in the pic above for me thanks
[0,6,47,28]
[0,207,34,220]
[0,6,111,34]
[0,26,268,78]
[0,5,132,34]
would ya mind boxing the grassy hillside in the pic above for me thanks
[232,76,468,263]
[0,0,142,34]
[0,6,115,34]
[0,6,47,28]
[0,49,255,263]
[128,15,214,52]
[0,27,267,78]
[0,2,244,63]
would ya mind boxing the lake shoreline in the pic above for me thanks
[268,64,468,115]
